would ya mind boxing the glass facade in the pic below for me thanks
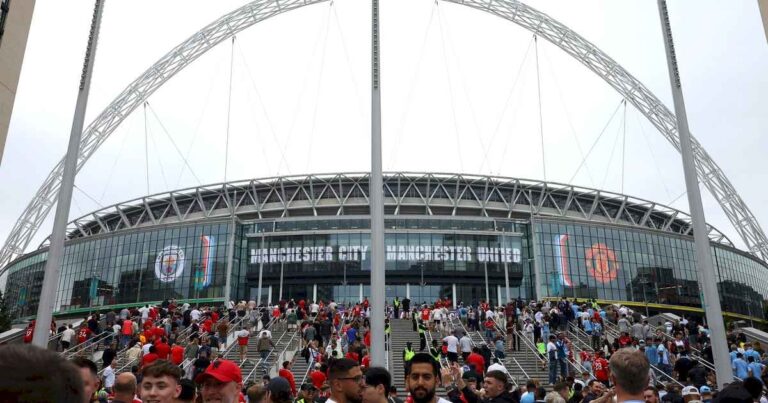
[5,221,234,318]
[244,224,531,306]
[535,218,768,317]
[3,214,766,321]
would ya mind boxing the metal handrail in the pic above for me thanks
[513,329,546,366]
[222,316,272,362]
[459,314,517,387]
[62,330,111,358]
[245,322,300,382]
[511,357,530,381]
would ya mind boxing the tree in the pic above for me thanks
[0,289,11,333]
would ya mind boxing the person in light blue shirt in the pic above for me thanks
[747,356,765,384]
[584,318,593,335]
[732,353,749,380]
[729,345,739,363]
[745,345,761,362]
[645,339,659,366]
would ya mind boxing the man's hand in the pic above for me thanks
[441,367,454,387]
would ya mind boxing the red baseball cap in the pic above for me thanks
[195,359,243,384]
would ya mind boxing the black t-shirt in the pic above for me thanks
[674,357,693,382]
[687,364,708,387]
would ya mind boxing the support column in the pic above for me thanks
[369,0,386,367]
[32,0,105,347]
[267,286,272,306]
[224,214,236,305]
[406,283,411,299]
[313,284,317,302]
[452,284,457,308]
[503,232,510,304]
[657,0,730,388]
[497,285,502,307]
[279,262,284,302]
[256,235,265,307]
[530,215,543,300]
[484,262,490,303]
[359,284,364,303]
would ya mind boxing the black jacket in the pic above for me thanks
[461,387,517,403]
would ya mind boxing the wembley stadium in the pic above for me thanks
[2,172,766,323]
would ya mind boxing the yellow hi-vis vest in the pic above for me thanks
[404,348,415,361]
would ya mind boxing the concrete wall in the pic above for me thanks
[0,0,36,165]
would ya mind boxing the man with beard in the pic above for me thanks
[328,358,365,403]
[405,353,451,403]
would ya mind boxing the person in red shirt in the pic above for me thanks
[352,304,361,318]
[593,350,610,386]
[170,343,184,365]
[22,321,35,343]
[142,345,160,367]
[309,363,326,389]
[345,350,360,363]
[210,310,219,323]
[421,308,430,322]
[153,326,166,340]
[77,325,93,345]
[278,360,297,396]
[466,347,486,375]
[154,337,171,360]
[361,353,371,369]
[362,298,369,310]
[201,318,213,334]
[364,331,371,348]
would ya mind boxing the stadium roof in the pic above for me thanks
[45,172,732,248]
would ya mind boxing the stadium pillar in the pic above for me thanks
[256,235,265,307]
[369,0,386,366]
[503,232,511,304]
[224,212,236,305]
[452,284,457,308]
[406,283,411,299]
[279,262,284,302]
[32,0,105,347]
[657,0,731,388]
[484,262,490,303]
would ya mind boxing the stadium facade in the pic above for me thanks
[3,173,767,322]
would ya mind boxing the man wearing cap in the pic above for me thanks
[680,386,700,403]
[697,386,712,403]
[311,363,328,390]
[196,359,243,403]
[297,383,319,403]
[269,376,294,403]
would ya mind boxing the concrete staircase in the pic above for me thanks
[389,319,423,393]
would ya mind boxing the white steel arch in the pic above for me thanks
[1,0,766,273]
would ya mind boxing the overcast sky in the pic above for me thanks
[1,0,767,256]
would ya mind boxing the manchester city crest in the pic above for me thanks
[154,245,185,282]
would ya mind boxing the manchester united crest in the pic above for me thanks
[585,242,619,283]
[154,245,185,282]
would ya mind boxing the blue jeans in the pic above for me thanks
[549,360,558,384]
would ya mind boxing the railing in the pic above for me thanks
[511,357,530,381]
[244,323,300,383]
[61,330,111,359]
[221,316,272,362]
[450,314,517,387]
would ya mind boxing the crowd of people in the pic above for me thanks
[2,296,767,403]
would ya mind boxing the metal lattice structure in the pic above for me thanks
[38,173,733,248]
[1,0,766,274]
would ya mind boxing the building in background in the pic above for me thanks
[2,173,766,324]
[0,0,36,165]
